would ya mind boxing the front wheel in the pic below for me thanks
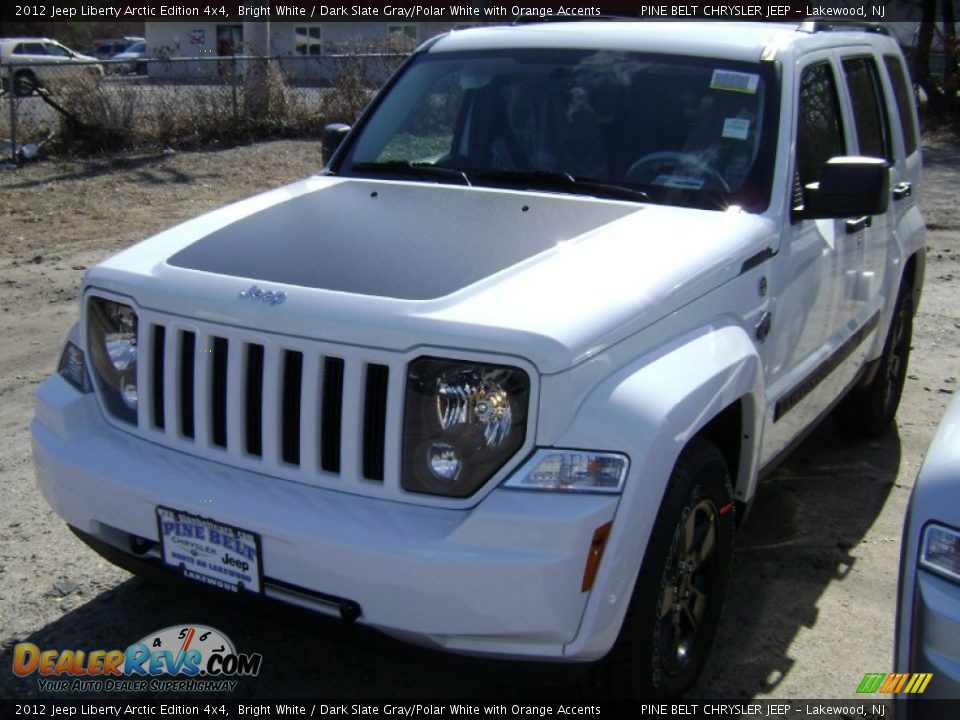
[596,438,735,697]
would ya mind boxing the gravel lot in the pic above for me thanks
[0,137,958,700]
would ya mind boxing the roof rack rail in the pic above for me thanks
[798,20,891,36]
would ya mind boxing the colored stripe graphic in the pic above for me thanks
[879,673,904,693]
[857,673,885,693]
[914,673,933,694]
[858,672,933,694]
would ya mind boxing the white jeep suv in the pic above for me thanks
[32,21,926,696]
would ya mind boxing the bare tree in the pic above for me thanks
[913,1,959,119]
[942,0,958,114]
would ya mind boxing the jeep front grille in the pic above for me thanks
[131,313,403,498]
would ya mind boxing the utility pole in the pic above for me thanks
[244,20,270,120]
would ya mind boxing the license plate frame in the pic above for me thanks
[156,506,263,595]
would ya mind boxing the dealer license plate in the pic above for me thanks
[157,507,262,594]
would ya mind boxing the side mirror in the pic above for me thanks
[802,156,889,219]
[322,123,351,166]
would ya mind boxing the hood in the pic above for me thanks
[86,176,777,374]
[167,178,638,300]
[910,392,960,528]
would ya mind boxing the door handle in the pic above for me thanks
[892,182,912,201]
[845,216,871,234]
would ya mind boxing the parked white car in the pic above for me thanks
[32,21,925,697]
[0,37,103,95]
[896,391,960,713]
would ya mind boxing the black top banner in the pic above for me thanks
[0,698,935,719]
[0,0,930,23]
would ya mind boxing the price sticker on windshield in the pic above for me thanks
[710,70,760,95]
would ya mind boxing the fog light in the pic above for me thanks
[427,441,461,482]
[121,381,138,410]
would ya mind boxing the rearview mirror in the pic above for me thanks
[802,156,889,219]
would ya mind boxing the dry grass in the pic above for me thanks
[3,51,406,157]
[0,141,323,260]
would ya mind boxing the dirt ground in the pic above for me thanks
[0,137,958,700]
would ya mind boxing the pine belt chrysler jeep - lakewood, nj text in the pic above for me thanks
[32,22,926,696]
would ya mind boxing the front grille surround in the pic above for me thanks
[85,291,538,508]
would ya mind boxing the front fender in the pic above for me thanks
[554,322,764,660]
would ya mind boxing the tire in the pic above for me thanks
[595,438,735,698]
[14,71,38,97]
[834,285,913,438]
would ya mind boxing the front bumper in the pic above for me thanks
[905,569,960,698]
[32,375,619,660]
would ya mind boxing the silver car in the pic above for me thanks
[0,37,103,95]
[896,391,960,714]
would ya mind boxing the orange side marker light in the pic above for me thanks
[582,522,613,592]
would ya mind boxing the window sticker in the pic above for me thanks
[710,70,760,94]
[654,174,706,190]
[722,117,751,140]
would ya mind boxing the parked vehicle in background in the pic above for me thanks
[92,36,144,61]
[109,42,147,75]
[0,37,103,96]
[896,391,960,715]
[32,21,926,698]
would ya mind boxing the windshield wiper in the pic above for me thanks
[350,161,471,186]
[475,170,649,203]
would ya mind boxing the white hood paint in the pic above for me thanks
[85,176,777,374]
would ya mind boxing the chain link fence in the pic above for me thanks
[1,52,407,163]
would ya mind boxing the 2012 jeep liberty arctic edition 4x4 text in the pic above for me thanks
[32,21,925,696]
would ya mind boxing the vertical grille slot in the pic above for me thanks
[211,337,228,448]
[362,364,390,481]
[281,350,303,465]
[179,331,196,439]
[152,325,165,430]
[245,344,265,456]
[320,357,344,473]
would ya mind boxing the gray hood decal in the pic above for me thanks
[167,181,638,300]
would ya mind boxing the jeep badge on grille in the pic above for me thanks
[238,285,287,306]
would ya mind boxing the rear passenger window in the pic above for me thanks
[883,55,918,156]
[841,57,892,161]
[796,62,846,189]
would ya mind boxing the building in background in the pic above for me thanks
[142,21,464,82]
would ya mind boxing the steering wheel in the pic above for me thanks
[626,151,731,193]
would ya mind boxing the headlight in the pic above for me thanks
[503,450,628,494]
[402,357,529,498]
[87,297,138,425]
[920,523,960,584]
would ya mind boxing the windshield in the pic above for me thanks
[338,48,779,211]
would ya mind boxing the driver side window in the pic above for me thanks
[796,62,846,193]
